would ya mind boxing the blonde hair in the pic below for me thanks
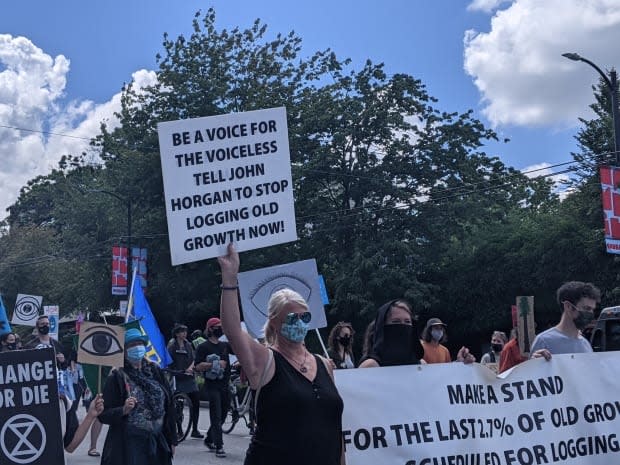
[492,331,508,343]
[263,288,309,345]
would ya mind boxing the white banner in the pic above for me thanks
[43,305,59,340]
[238,259,327,338]
[336,353,620,465]
[157,107,298,265]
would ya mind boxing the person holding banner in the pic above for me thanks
[420,317,452,364]
[327,322,356,369]
[218,243,345,465]
[499,328,527,373]
[420,317,476,364]
[359,299,424,367]
[480,330,507,365]
[99,328,178,465]
[530,281,600,359]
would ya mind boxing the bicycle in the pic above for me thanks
[222,366,255,434]
[163,369,195,442]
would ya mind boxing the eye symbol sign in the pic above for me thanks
[14,296,41,322]
[250,274,312,317]
[0,414,46,464]
[80,325,123,356]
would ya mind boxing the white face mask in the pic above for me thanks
[431,329,444,341]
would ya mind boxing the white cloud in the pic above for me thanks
[0,34,157,219]
[467,0,512,13]
[522,161,572,198]
[464,0,620,127]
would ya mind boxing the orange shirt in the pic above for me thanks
[421,340,452,364]
[498,338,527,373]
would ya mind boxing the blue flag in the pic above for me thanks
[127,280,172,367]
[0,295,11,335]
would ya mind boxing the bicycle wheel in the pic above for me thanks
[174,392,193,442]
[222,403,239,434]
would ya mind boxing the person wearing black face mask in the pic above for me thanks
[327,322,355,369]
[480,331,507,367]
[194,317,232,457]
[167,324,203,439]
[531,281,601,360]
[26,315,67,368]
[0,331,18,351]
[359,300,424,367]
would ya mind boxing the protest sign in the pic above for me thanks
[238,259,327,338]
[0,348,64,465]
[516,296,536,356]
[336,353,620,465]
[77,322,125,367]
[11,294,43,327]
[43,306,59,341]
[158,106,298,265]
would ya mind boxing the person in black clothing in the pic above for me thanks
[195,317,231,458]
[99,328,178,465]
[167,323,203,439]
[218,243,345,465]
[359,299,424,367]
[0,331,18,351]
[26,315,67,367]
[327,322,355,369]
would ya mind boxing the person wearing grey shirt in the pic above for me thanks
[531,281,600,360]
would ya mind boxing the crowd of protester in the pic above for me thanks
[0,267,604,464]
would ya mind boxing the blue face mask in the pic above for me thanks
[126,345,146,362]
[280,318,309,343]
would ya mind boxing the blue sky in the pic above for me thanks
[1,0,619,215]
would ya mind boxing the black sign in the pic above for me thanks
[0,348,65,465]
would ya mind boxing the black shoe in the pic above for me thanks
[191,431,205,439]
[216,448,226,458]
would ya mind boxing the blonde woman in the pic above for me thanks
[218,243,345,465]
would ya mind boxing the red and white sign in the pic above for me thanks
[112,246,128,295]
[600,166,620,254]
[112,247,147,295]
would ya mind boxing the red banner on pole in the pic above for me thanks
[112,246,147,295]
[112,246,128,295]
[600,166,620,254]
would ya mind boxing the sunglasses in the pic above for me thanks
[285,311,312,324]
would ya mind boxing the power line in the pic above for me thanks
[0,124,95,141]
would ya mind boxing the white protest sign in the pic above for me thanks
[336,353,620,465]
[158,107,298,265]
[238,259,327,338]
[43,306,59,341]
[11,294,43,326]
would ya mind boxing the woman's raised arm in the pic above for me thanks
[218,243,270,388]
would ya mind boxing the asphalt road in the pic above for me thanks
[65,406,251,465]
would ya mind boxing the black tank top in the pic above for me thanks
[244,350,344,465]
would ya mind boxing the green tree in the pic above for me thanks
[0,9,558,351]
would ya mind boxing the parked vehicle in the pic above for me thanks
[590,306,620,352]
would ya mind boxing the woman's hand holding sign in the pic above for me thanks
[123,396,137,415]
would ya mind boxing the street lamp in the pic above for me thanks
[562,52,620,165]
[80,188,132,296]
